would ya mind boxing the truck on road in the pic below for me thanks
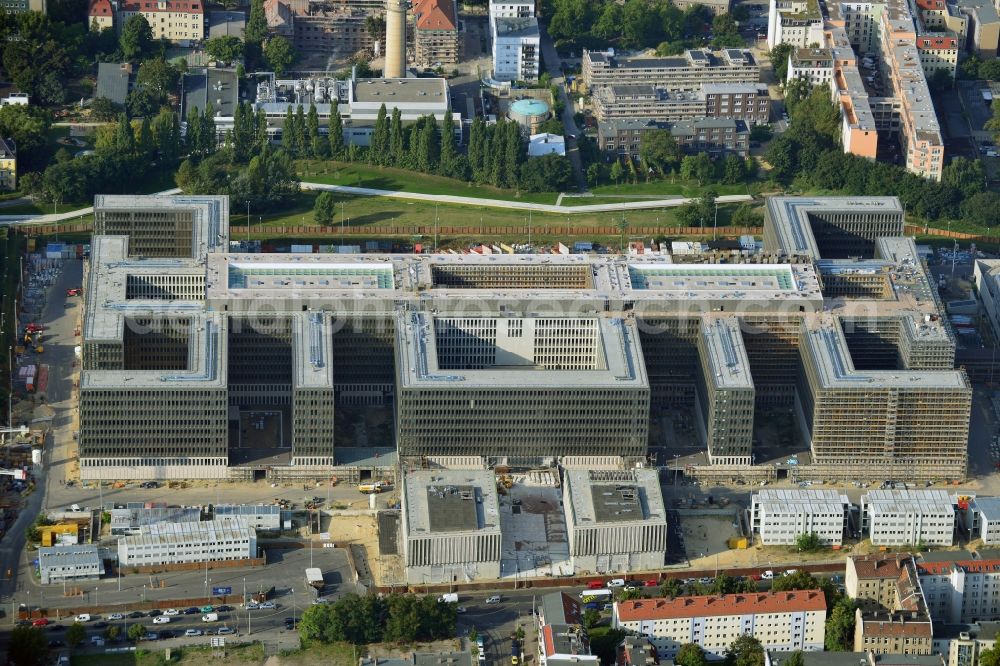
[438,593,458,603]
[306,567,324,589]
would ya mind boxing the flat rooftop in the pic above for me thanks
[974,496,1000,522]
[93,194,229,259]
[119,518,253,548]
[765,196,904,259]
[396,313,649,390]
[565,469,665,526]
[753,488,849,513]
[862,489,956,515]
[403,470,500,536]
[802,318,968,389]
[352,78,449,105]
[292,312,335,389]
[700,317,754,390]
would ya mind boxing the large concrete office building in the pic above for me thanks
[78,194,972,482]
[562,469,667,573]
[395,314,650,462]
[750,489,850,546]
[400,470,502,584]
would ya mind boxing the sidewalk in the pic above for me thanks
[300,182,753,214]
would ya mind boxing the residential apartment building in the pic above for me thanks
[0,138,15,192]
[292,7,374,57]
[750,489,849,546]
[673,0,731,13]
[767,0,825,49]
[582,48,759,91]
[852,554,934,655]
[973,260,1000,342]
[88,0,114,29]
[860,490,958,546]
[615,637,658,666]
[492,16,539,82]
[489,0,533,20]
[612,591,827,659]
[932,622,1000,666]
[592,83,769,126]
[597,117,750,159]
[917,553,1000,624]
[1,0,45,13]
[960,0,1000,56]
[537,592,599,666]
[117,519,257,566]
[412,0,458,66]
[973,497,1000,545]
[788,48,835,85]
[114,0,205,45]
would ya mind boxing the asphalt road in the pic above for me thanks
[537,23,586,192]
[0,258,82,604]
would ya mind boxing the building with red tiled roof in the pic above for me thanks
[536,593,598,666]
[612,591,827,659]
[854,611,934,655]
[411,0,458,66]
[117,0,204,44]
[916,552,1000,625]
[88,0,114,30]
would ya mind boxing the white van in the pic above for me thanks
[486,595,501,604]
[607,579,626,588]
[202,613,219,622]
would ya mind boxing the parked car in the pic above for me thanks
[607,579,625,588]
[153,616,171,625]
[216,605,233,612]
[761,570,774,580]
[184,607,200,615]
[486,595,502,604]
[144,632,159,641]
[163,609,180,616]
[75,614,91,623]
[217,627,236,635]
[200,605,215,613]
[147,609,162,617]
[108,614,124,621]
[643,579,658,587]
[185,629,203,637]
[128,611,145,619]
[32,618,50,627]
[586,580,604,590]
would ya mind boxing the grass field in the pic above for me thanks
[70,642,267,666]
[297,161,560,205]
[0,203,87,215]
[589,180,753,198]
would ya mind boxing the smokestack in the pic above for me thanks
[384,0,407,79]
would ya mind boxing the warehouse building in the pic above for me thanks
[695,317,755,465]
[117,518,257,567]
[562,469,667,573]
[612,591,827,658]
[400,470,502,584]
[860,490,957,546]
[213,504,284,531]
[750,489,849,546]
[38,545,105,585]
[395,314,651,462]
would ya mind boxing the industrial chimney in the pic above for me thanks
[384,0,407,78]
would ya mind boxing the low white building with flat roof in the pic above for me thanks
[117,518,257,567]
[213,504,283,531]
[562,468,667,574]
[401,469,502,584]
[972,497,1000,545]
[861,490,957,546]
[750,489,849,546]
[38,545,105,585]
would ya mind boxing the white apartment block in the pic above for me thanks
[861,490,957,546]
[917,554,1000,624]
[492,16,539,82]
[489,0,533,20]
[787,48,835,86]
[750,489,849,546]
[768,0,824,48]
[612,591,827,660]
[117,518,257,567]
[973,497,1000,545]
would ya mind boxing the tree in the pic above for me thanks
[114,112,135,155]
[750,124,773,142]
[960,191,1000,229]
[295,104,308,157]
[8,626,49,666]
[519,154,573,192]
[127,622,147,642]
[675,643,708,666]
[205,35,243,64]
[370,103,390,165]
[680,153,713,185]
[91,97,120,121]
[592,3,623,40]
[825,597,856,651]
[659,577,683,597]
[137,116,154,157]
[329,101,346,158]
[622,0,663,48]
[246,0,267,45]
[722,153,747,184]
[120,14,153,60]
[586,162,604,187]
[439,110,457,177]
[201,102,217,153]
[315,191,337,225]
[0,104,51,171]
[306,103,320,158]
[582,609,601,629]
[468,117,487,182]
[943,156,986,199]
[784,652,806,666]
[725,634,764,666]
[610,159,624,184]
[36,71,65,106]
[135,57,179,107]
[928,68,953,92]
[783,77,812,117]
[769,42,794,82]
[365,14,386,46]
[639,130,682,175]
[764,134,798,180]
[104,624,121,640]
[981,59,1000,82]
[731,203,760,228]
[264,35,297,75]
[67,621,87,647]
[795,532,822,552]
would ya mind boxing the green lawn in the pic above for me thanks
[590,180,753,198]
[297,160,560,205]
[0,202,88,215]
[70,642,266,666]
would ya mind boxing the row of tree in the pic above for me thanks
[298,593,457,645]
[543,0,739,54]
